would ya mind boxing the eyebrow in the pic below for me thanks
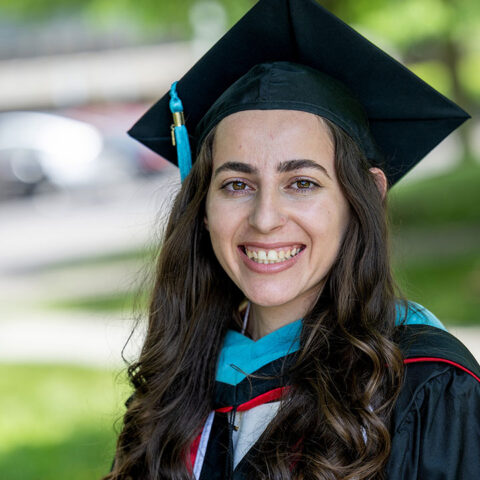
[214,159,331,179]
[214,161,257,177]
[277,159,331,179]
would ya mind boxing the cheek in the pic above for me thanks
[205,216,229,272]
[206,190,251,236]
[326,189,350,229]
[205,196,239,258]
[206,214,243,283]
[300,197,350,247]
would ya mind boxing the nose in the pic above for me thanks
[248,188,287,233]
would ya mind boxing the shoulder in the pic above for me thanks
[395,300,447,331]
[386,324,480,479]
[394,302,479,409]
[393,324,480,420]
[395,323,480,381]
[393,301,479,421]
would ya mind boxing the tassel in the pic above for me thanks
[169,81,192,182]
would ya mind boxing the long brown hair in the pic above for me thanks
[104,117,404,480]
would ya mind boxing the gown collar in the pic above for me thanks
[216,301,446,386]
[217,319,302,386]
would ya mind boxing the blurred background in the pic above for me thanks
[0,0,478,478]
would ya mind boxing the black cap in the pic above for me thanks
[128,0,470,185]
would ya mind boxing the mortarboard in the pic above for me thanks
[128,0,470,186]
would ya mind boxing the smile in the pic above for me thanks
[240,245,305,264]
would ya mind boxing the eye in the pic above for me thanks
[221,180,253,193]
[231,181,247,190]
[294,180,314,189]
[289,178,320,191]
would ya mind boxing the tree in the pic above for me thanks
[2,0,477,160]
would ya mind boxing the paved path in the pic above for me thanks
[0,171,178,274]
[0,311,143,368]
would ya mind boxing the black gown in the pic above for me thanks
[190,325,480,479]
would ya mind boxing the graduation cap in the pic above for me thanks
[128,0,470,185]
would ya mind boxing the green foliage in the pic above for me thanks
[3,0,477,45]
[394,250,480,325]
[409,53,480,102]
[324,0,480,46]
[408,60,452,97]
[389,162,480,228]
[0,364,130,480]
[389,162,480,325]
[460,53,480,102]
[0,0,256,32]
[2,0,478,110]
[354,0,453,46]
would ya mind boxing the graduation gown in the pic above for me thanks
[190,310,480,479]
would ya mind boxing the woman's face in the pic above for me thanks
[205,110,350,313]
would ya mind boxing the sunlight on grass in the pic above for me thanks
[38,248,152,272]
[46,290,148,313]
[0,364,131,480]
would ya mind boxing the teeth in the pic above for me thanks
[244,246,302,264]
[267,250,278,260]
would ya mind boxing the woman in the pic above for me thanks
[105,1,480,479]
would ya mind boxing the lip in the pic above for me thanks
[240,242,304,249]
[237,245,305,274]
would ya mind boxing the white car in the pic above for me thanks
[0,111,146,200]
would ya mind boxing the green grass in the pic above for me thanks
[389,162,480,228]
[394,250,480,326]
[47,290,147,313]
[0,364,131,480]
[38,248,153,273]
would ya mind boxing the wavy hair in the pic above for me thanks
[104,117,404,480]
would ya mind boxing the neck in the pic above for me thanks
[248,291,319,340]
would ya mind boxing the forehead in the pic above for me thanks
[212,109,334,167]
[215,109,330,140]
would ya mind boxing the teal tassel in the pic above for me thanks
[169,82,192,182]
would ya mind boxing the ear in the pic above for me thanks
[204,215,209,231]
[369,167,388,199]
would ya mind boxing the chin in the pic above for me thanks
[249,297,290,308]
[242,286,299,309]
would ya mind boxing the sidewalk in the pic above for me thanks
[0,311,143,368]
